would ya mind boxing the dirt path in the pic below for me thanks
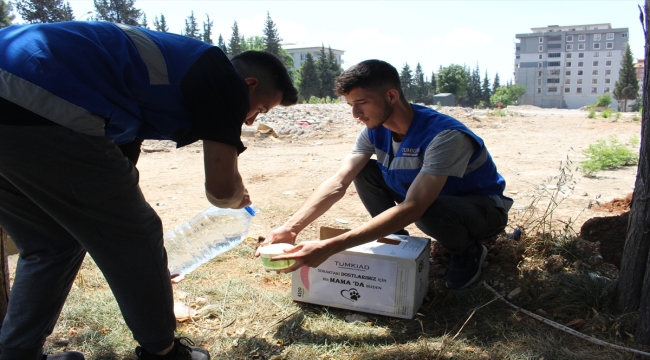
[136,105,641,242]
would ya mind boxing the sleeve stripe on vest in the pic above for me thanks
[115,23,170,85]
[375,148,391,169]
[0,68,106,136]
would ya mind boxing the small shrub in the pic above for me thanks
[594,93,612,107]
[587,108,595,119]
[633,114,640,121]
[580,136,639,177]
[600,108,613,118]
[614,111,621,121]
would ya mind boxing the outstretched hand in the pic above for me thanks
[269,240,334,273]
[255,225,297,257]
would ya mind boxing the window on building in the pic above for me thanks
[593,61,599,67]
[592,78,598,84]
[606,33,614,40]
[606,42,613,49]
[566,61,572,67]
[578,61,584,67]
[539,54,543,59]
[547,78,560,83]
[566,35,573,42]
[604,87,610,92]
[606,51,613,57]
[594,52,599,58]
[578,43,586,50]
[605,78,611,84]
[539,37,544,43]
[548,61,561,66]
[593,34,601,41]
[592,70,599,76]
[566,70,572,76]
[578,53,585,58]
[537,88,542,94]
[566,53,572,58]
[566,44,573,51]
[548,86,558,93]
[538,62,543,68]
[549,69,560,75]
[537,79,542,85]
[578,34,586,41]
[565,79,571,84]
[577,87,583,93]
[593,43,601,50]
[578,70,584,75]
[591,87,598,93]
[549,35,561,41]
[605,60,612,66]
[539,45,544,52]
[548,44,561,49]
[516,46,521,51]
[622,33,628,38]
[605,69,611,75]
[565,87,571,93]
[516,55,520,59]
[549,53,561,58]
[577,79,583,85]
[538,71,542,76]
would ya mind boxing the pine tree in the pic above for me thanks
[614,44,640,111]
[299,52,320,100]
[140,12,148,28]
[327,46,342,82]
[413,62,427,104]
[217,34,228,55]
[464,64,481,107]
[262,11,282,57]
[399,63,414,102]
[183,11,200,39]
[228,21,244,57]
[153,14,168,32]
[202,14,213,44]
[492,73,501,95]
[93,0,141,25]
[242,36,264,51]
[316,44,335,98]
[429,71,437,98]
[481,70,491,106]
[16,0,74,23]
[0,0,14,27]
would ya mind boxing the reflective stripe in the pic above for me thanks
[0,68,105,136]
[464,147,488,175]
[115,23,169,85]
[375,148,390,168]
[391,156,423,170]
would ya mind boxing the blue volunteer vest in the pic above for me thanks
[0,21,225,146]
[368,104,509,200]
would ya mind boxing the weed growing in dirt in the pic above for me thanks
[588,108,596,119]
[580,136,639,177]
[302,96,340,104]
[601,108,614,119]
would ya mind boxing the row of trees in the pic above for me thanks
[298,46,342,99]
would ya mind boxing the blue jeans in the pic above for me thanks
[353,160,508,254]
[0,126,175,359]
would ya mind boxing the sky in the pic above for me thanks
[14,1,647,83]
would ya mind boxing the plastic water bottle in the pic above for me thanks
[164,206,257,278]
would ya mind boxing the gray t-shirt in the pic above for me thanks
[351,128,512,212]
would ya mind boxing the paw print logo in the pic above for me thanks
[341,288,361,302]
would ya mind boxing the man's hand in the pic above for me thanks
[255,225,297,257]
[269,240,334,273]
[233,188,251,209]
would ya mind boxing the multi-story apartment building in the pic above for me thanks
[282,44,345,71]
[635,59,645,95]
[514,24,628,109]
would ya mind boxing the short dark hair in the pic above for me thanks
[334,60,403,97]
[231,51,298,106]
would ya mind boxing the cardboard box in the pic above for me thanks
[291,227,430,319]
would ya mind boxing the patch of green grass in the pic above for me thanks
[587,108,596,119]
[601,108,614,118]
[580,136,639,177]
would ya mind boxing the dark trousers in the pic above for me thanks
[0,126,175,359]
[353,160,508,254]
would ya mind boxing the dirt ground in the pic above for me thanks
[137,104,641,247]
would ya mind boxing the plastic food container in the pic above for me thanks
[258,243,295,270]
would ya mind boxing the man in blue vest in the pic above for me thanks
[0,21,297,360]
[260,60,511,291]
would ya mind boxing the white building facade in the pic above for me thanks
[282,44,345,71]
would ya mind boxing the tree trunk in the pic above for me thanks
[0,229,10,322]
[615,0,650,344]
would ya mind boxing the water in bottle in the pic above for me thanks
[164,206,257,278]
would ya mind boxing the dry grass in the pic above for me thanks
[40,166,647,359]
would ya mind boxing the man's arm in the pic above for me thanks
[272,171,447,272]
[203,140,250,209]
[264,152,372,245]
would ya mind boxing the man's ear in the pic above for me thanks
[244,77,259,90]
[386,88,400,104]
